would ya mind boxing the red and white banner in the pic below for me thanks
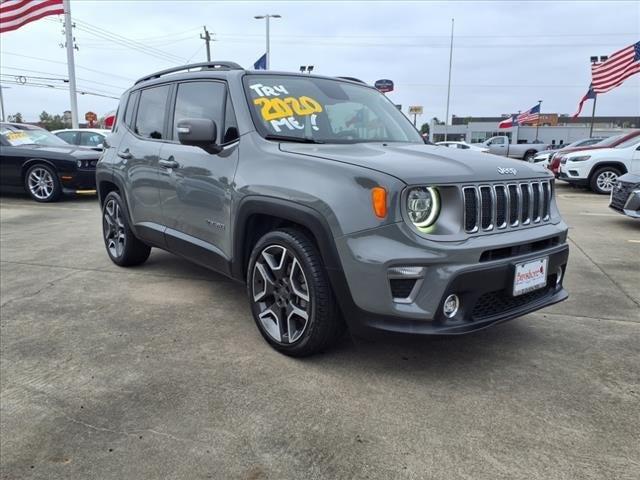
[0,0,63,34]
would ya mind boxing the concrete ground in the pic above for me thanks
[1,183,638,480]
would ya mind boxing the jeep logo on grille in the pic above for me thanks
[498,167,518,175]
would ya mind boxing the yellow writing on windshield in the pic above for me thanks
[253,96,323,121]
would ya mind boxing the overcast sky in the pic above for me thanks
[1,0,638,123]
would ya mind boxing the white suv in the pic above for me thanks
[559,137,640,194]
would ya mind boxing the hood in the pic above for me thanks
[556,145,609,156]
[24,144,100,160]
[279,142,550,185]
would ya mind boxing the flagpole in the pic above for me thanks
[444,18,454,141]
[589,95,597,138]
[63,0,79,128]
[535,100,542,141]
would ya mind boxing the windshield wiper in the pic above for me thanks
[264,134,324,144]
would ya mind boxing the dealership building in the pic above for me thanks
[429,114,639,144]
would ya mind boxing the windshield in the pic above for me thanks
[243,75,423,144]
[0,126,70,147]
[615,135,640,149]
[591,134,627,148]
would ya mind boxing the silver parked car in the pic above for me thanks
[96,62,569,356]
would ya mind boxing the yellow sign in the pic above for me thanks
[408,106,424,115]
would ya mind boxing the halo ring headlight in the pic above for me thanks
[407,186,440,230]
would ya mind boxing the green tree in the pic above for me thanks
[420,123,429,135]
[7,112,23,123]
[431,117,444,125]
[39,111,70,131]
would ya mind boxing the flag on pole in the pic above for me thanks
[516,103,541,125]
[253,53,267,70]
[498,115,517,129]
[591,41,640,94]
[0,0,63,33]
[572,85,596,118]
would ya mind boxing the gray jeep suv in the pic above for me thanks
[97,62,569,356]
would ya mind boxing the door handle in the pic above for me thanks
[117,149,132,159]
[159,158,179,169]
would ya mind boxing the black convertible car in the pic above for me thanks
[0,122,100,202]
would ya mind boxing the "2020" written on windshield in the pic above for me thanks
[249,83,322,133]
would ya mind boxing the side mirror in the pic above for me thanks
[97,143,104,149]
[177,118,220,153]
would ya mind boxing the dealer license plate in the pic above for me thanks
[513,257,548,296]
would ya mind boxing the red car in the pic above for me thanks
[548,130,640,176]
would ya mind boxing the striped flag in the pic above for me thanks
[572,84,596,118]
[591,41,640,94]
[516,103,541,125]
[0,0,63,33]
[498,115,517,129]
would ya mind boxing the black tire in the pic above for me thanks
[589,166,621,195]
[101,191,151,266]
[523,150,536,162]
[246,228,344,357]
[24,164,61,202]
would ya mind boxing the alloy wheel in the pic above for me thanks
[103,199,126,258]
[27,167,54,200]
[596,171,617,192]
[251,244,311,344]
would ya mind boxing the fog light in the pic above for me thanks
[388,266,425,277]
[443,294,460,318]
[556,267,563,286]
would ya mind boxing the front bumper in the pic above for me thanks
[60,168,97,194]
[610,185,640,218]
[332,221,569,336]
[557,171,588,186]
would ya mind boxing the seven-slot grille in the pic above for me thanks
[463,181,552,233]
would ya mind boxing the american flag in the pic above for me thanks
[0,0,63,34]
[591,41,640,94]
[516,103,541,125]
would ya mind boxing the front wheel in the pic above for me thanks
[102,191,151,266]
[24,164,61,202]
[247,229,344,357]
[590,167,621,194]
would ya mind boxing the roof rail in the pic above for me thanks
[336,76,366,84]
[134,61,243,85]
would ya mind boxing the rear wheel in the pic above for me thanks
[102,191,151,266]
[523,150,536,162]
[590,166,621,194]
[24,164,61,202]
[247,228,344,357]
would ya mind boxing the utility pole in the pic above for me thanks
[254,14,281,70]
[535,99,542,141]
[444,18,454,141]
[200,26,212,62]
[62,0,78,128]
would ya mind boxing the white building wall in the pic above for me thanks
[431,121,635,144]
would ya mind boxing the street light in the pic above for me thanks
[254,14,281,70]
[299,65,314,74]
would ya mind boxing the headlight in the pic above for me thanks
[407,187,440,230]
[77,160,83,168]
[569,155,591,162]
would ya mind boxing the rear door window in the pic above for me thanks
[123,91,139,130]
[79,132,104,147]
[56,131,78,145]
[135,85,170,140]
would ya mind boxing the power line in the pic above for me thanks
[0,66,128,90]
[73,18,185,63]
[0,80,119,99]
[215,32,638,39]
[0,51,136,82]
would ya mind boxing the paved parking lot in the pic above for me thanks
[1,183,639,480]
